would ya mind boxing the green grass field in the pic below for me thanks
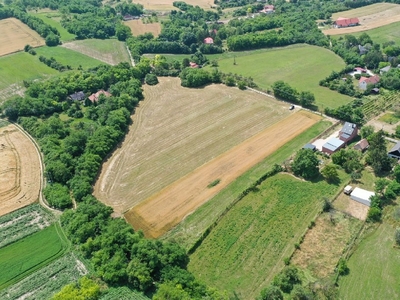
[188,172,348,299]
[163,120,331,251]
[378,112,400,125]
[30,13,75,41]
[214,44,351,110]
[0,223,68,289]
[62,39,131,65]
[333,22,400,45]
[35,46,105,69]
[338,223,400,299]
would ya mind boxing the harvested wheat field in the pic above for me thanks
[324,3,400,35]
[292,211,362,279]
[0,124,41,216]
[133,0,212,10]
[95,77,294,216]
[0,18,45,56]
[123,110,320,238]
[125,20,161,37]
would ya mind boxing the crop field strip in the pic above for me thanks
[0,204,52,248]
[362,92,400,120]
[0,124,41,216]
[325,3,400,35]
[94,77,292,215]
[132,0,212,10]
[188,173,347,298]
[124,20,162,37]
[0,18,45,56]
[0,223,68,290]
[125,110,321,238]
[0,252,87,300]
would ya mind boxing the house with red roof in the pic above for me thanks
[203,37,214,44]
[189,62,199,68]
[88,90,111,103]
[358,75,380,90]
[334,17,359,28]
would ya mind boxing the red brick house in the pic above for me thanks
[334,17,359,28]
[339,122,358,143]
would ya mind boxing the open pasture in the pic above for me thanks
[94,77,294,217]
[30,12,75,41]
[61,39,131,66]
[35,46,105,69]
[0,124,41,217]
[125,19,161,37]
[188,173,346,299]
[325,3,400,35]
[132,0,212,10]
[214,44,351,109]
[292,211,362,280]
[338,223,400,299]
[0,18,45,56]
[0,223,68,290]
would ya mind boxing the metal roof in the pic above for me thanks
[341,122,356,135]
[323,137,344,151]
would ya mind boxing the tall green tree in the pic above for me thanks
[366,130,393,174]
[292,149,319,180]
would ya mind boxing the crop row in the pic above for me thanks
[0,252,86,300]
[0,204,52,248]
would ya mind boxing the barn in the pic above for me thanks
[322,137,345,155]
[350,187,375,206]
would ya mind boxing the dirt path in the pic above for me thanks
[125,110,321,238]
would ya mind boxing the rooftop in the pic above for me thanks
[323,137,345,152]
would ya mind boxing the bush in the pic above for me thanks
[337,258,349,276]
[395,228,400,246]
[43,183,72,209]
[354,73,361,80]
[367,207,382,222]
[238,81,246,90]
[145,73,159,85]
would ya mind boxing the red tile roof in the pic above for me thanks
[189,62,198,68]
[203,37,214,44]
[88,90,111,103]
[335,17,359,27]
[359,75,380,85]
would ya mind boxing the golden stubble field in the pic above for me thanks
[94,77,320,237]
[0,124,41,216]
[133,0,213,10]
[324,3,400,35]
[0,18,45,56]
[124,20,162,37]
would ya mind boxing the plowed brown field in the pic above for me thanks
[0,124,41,216]
[0,18,45,56]
[125,110,321,238]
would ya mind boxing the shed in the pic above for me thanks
[354,138,369,152]
[322,137,345,155]
[388,141,400,159]
[350,187,375,206]
[302,143,316,151]
[69,91,85,101]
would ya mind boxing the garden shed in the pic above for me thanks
[350,187,375,207]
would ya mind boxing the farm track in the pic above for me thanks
[125,110,321,238]
[94,77,291,216]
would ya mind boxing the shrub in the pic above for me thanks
[283,257,290,265]
[367,207,382,222]
[395,228,400,246]
[238,81,246,90]
[207,179,221,188]
[337,258,349,276]
[145,73,159,85]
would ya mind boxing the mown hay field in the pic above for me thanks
[188,173,347,299]
[0,223,68,289]
[338,223,400,299]
[124,20,162,37]
[132,0,212,10]
[0,18,45,56]
[35,46,105,69]
[0,124,41,217]
[214,44,351,109]
[162,120,332,250]
[61,39,131,66]
[325,3,400,35]
[94,77,295,217]
[30,12,75,41]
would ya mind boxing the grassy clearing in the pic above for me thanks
[331,3,399,20]
[378,112,400,125]
[333,22,400,45]
[0,52,57,91]
[188,172,349,299]
[62,39,131,65]
[100,287,150,300]
[35,46,105,69]
[0,223,68,289]
[338,223,400,299]
[0,252,87,300]
[213,44,351,109]
[292,211,363,280]
[30,13,75,41]
[163,120,331,250]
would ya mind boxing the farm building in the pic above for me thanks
[88,90,111,103]
[358,75,380,90]
[261,5,275,13]
[204,37,214,44]
[388,141,400,159]
[302,143,316,151]
[334,17,359,28]
[69,91,85,101]
[322,137,345,155]
[354,138,369,152]
[350,187,375,206]
[339,122,358,143]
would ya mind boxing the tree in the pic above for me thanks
[375,178,389,195]
[395,228,400,246]
[367,206,382,222]
[53,277,101,300]
[366,130,393,174]
[145,73,159,85]
[43,183,72,209]
[45,33,60,46]
[116,24,132,41]
[337,258,349,276]
[299,91,315,107]
[257,285,283,300]
[350,171,361,183]
[360,125,374,139]
[272,266,301,293]
[291,149,319,180]
[291,285,313,300]
[321,164,339,183]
